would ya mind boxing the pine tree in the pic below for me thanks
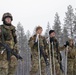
[73,10,76,35]
[17,22,25,51]
[26,30,31,41]
[16,22,31,75]
[53,12,62,42]
[64,5,74,38]
[73,12,76,44]
[32,26,37,35]
[45,22,51,38]
[62,26,69,44]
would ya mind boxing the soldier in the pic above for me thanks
[48,30,63,75]
[0,12,18,75]
[63,39,76,75]
[29,26,48,75]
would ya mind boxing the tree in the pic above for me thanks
[32,26,37,35]
[73,10,76,35]
[45,22,51,38]
[64,5,74,38]
[17,22,25,51]
[73,12,76,44]
[53,12,62,42]
[62,26,69,44]
[26,30,31,41]
[16,22,31,75]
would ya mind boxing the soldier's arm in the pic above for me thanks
[28,36,35,48]
[59,46,66,51]
[12,27,18,53]
[55,39,61,52]
[0,26,2,49]
[43,37,49,55]
[59,41,69,51]
[0,26,1,37]
[54,38,65,51]
[71,47,76,56]
[12,27,17,44]
[68,48,76,58]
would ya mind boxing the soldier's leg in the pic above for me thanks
[30,53,39,75]
[67,60,73,75]
[55,58,60,75]
[41,57,46,75]
[0,60,8,75]
[8,56,18,75]
[73,59,76,75]
[54,58,64,75]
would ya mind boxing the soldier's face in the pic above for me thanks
[69,40,73,46]
[37,29,43,34]
[50,32,55,37]
[5,17,12,24]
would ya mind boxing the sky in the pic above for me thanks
[0,0,76,34]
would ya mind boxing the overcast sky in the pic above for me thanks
[0,0,76,34]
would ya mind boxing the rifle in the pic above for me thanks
[0,42,23,61]
[64,46,68,75]
[40,46,49,64]
[52,42,56,75]
[49,37,53,75]
[34,41,49,66]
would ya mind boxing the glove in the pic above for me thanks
[10,55,17,62]
[64,41,69,47]
[50,37,54,43]
[13,44,18,54]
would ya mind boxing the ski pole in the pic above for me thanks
[65,46,68,75]
[52,42,56,75]
[49,37,53,75]
[38,34,42,75]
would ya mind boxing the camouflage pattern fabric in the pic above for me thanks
[67,46,76,75]
[48,38,63,75]
[29,34,47,75]
[0,25,18,75]
[52,57,62,75]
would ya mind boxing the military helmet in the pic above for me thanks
[2,12,13,21]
